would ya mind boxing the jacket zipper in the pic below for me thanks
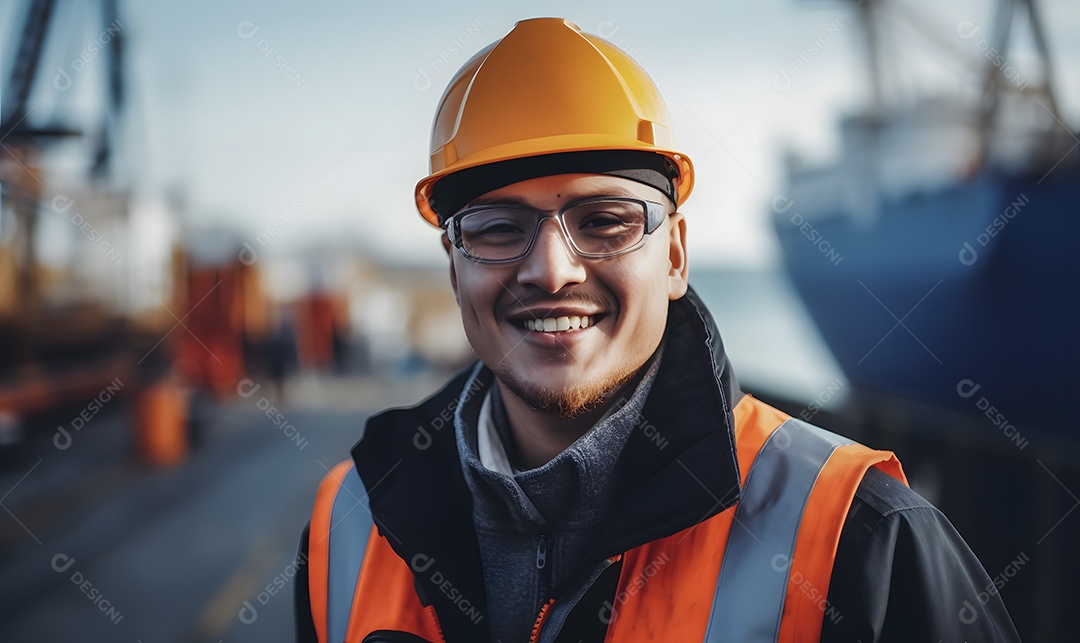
[536,534,551,603]
[536,535,548,570]
[425,605,447,643]
[528,598,556,643]
[418,538,554,643]
[531,554,623,643]
[528,534,553,643]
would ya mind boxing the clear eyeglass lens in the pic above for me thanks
[459,200,647,261]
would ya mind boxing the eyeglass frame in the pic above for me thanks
[443,195,672,264]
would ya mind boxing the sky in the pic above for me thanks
[4,0,1079,268]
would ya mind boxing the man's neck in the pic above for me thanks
[495,368,650,471]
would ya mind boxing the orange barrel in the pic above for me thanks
[134,379,188,467]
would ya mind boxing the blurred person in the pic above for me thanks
[295,18,1019,642]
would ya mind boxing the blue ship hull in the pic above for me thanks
[773,168,1080,433]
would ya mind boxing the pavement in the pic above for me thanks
[0,371,448,643]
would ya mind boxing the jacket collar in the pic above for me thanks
[351,284,743,641]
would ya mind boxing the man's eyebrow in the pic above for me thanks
[464,185,642,209]
[465,194,533,208]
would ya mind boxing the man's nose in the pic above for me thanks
[516,218,587,293]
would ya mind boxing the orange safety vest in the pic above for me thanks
[307,394,907,642]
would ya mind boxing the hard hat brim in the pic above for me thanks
[416,138,694,227]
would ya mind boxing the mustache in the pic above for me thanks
[498,289,610,315]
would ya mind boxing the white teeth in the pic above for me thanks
[522,315,594,333]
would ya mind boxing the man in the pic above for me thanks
[295,17,1020,642]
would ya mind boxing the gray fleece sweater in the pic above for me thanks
[455,348,663,643]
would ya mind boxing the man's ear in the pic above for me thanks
[442,235,460,304]
[666,211,689,300]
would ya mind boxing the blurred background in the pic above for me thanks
[0,0,1077,641]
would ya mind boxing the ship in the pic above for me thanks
[771,0,1079,434]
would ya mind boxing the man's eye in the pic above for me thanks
[475,221,526,235]
[580,215,627,229]
[578,213,642,237]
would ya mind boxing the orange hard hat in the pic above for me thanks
[414,17,695,227]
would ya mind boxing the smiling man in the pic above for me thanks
[444,171,684,470]
[295,17,1019,643]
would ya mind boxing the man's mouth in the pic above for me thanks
[521,314,601,333]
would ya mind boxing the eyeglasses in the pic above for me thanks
[445,196,669,264]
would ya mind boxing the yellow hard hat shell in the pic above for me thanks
[415,17,695,227]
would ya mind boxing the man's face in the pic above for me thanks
[443,173,689,418]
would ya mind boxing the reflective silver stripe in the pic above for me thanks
[704,419,852,642]
[327,464,374,643]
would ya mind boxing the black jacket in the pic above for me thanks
[294,287,1020,642]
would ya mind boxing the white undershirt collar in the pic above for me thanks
[477,389,519,475]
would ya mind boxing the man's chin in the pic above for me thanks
[495,363,638,420]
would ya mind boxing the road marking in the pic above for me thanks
[193,534,286,640]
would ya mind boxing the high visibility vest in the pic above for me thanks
[306,395,907,642]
